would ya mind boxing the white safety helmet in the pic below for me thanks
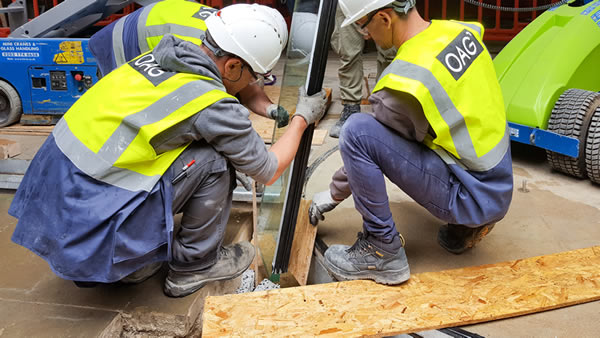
[339,0,416,27]
[204,4,288,74]
[287,12,318,59]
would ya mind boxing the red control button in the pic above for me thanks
[74,74,82,81]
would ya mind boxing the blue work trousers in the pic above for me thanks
[339,113,508,241]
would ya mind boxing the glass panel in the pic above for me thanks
[256,0,337,279]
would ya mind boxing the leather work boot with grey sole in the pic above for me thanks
[324,232,410,285]
[438,223,495,255]
[329,103,360,138]
[164,241,255,298]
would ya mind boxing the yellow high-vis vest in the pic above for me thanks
[53,50,233,192]
[140,0,215,51]
[111,0,214,68]
[374,20,509,172]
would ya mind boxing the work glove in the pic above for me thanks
[308,190,341,226]
[236,171,253,191]
[294,87,328,126]
[267,104,290,128]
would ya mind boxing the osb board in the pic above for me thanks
[287,199,317,286]
[203,246,600,337]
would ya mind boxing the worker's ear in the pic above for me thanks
[223,57,243,80]
[378,9,394,29]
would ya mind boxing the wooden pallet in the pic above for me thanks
[203,246,600,337]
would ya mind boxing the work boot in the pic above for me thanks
[73,281,99,288]
[120,261,163,284]
[437,223,496,255]
[163,241,255,298]
[329,103,360,138]
[324,232,410,285]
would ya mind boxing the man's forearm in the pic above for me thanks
[238,82,272,117]
[266,115,307,185]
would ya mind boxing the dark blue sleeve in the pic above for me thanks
[89,21,118,77]
[88,8,143,76]
[122,8,143,62]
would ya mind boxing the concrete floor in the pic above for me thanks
[1,51,599,336]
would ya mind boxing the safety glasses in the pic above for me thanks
[359,9,381,29]
[239,58,271,84]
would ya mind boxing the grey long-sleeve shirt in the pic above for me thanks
[150,35,278,184]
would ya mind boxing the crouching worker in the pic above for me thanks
[89,0,291,129]
[9,4,328,298]
[309,0,513,285]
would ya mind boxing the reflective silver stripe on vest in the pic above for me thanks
[112,17,127,67]
[137,4,155,53]
[432,128,510,172]
[54,79,226,192]
[380,59,509,171]
[457,22,482,38]
[145,24,206,42]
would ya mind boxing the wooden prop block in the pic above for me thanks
[288,199,317,286]
[203,246,600,337]
[0,138,21,159]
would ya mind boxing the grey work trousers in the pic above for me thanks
[167,141,236,272]
[330,5,397,105]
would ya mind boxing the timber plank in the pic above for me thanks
[203,246,600,337]
[0,124,53,136]
[287,199,317,286]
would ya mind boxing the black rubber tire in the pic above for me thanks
[546,89,600,178]
[0,79,22,127]
[585,107,600,184]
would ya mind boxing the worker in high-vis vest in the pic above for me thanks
[308,0,513,285]
[89,0,291,129]
[9,4,328,298]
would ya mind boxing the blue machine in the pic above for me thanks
[0,38,98,126]
[0,0,145,127]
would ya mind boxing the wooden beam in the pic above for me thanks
[0,2,8,28]
[287,199,317,286]
[203,246,600,337]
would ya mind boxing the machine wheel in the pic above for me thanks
[585,107,600,184]
[0,80,22,127]
[546,89,600,178]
